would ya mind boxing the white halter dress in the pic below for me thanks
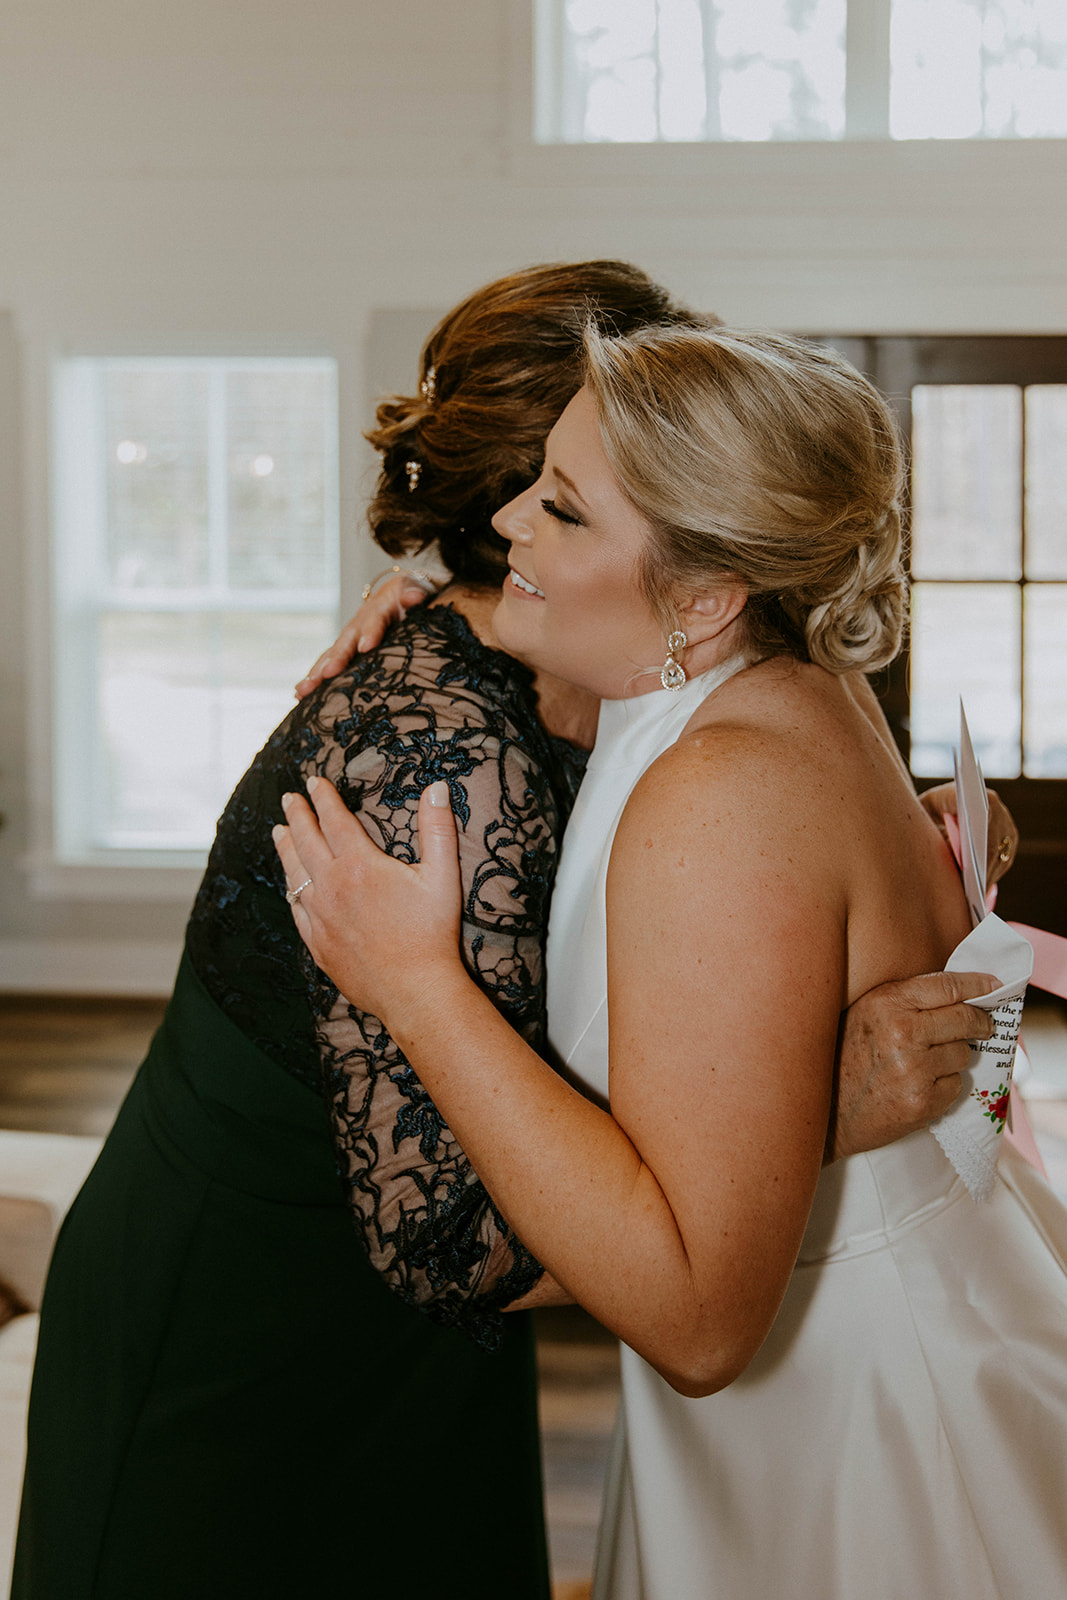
[545,664,1067,1600]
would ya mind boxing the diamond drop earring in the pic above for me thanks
[661,630,687,691]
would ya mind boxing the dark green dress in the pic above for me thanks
[14,605,582,1600]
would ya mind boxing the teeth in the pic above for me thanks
[510,570,544,598]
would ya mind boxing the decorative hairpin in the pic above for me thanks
[405,459,422,492]
[420,366,437,404]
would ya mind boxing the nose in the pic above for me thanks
[492,482,538,546]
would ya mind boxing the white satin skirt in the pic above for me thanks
[593,1133,1067,1600]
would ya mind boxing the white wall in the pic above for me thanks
[1,0,1065,992]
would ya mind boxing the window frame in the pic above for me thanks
[33,344,340,901]
[818,334,1067,939]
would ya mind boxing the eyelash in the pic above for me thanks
[540,497,583,527]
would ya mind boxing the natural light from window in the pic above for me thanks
[892,0,1067,137]
[539,0,1067,141]
[53,358,339,859]
[908,383,1067,779]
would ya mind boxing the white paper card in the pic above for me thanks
[931,707,1034,1200]
[952,703,989,927]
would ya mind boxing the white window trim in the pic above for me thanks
[25,337,342,903]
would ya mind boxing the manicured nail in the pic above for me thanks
[271,824,285,844]
[306,775,320,793]
[280,792,294,811]
[427,780,449,807]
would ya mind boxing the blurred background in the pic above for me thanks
[1,5,1066,1594]
[1,0,1066,986]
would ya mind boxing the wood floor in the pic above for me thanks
[0,994,615,1598]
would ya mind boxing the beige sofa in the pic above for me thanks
[0,1131,102,1596]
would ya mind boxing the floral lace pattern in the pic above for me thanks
[187,603,584,1347]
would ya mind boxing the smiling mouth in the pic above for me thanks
[509,569,545,598]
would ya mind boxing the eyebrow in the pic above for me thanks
[552,466,590,509]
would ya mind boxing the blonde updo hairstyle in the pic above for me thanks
[583,324,907,675]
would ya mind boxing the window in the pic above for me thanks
[908,383,1067,779]
[536,0,1067,142]
[818,336,1067,939]
[52,357,339,864]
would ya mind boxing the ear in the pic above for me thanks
[676,580,747,647]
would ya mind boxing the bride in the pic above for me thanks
[275,321,1067,1598]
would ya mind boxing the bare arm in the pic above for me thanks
[276,739,844,1398]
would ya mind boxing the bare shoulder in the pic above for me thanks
[615,662,851,878]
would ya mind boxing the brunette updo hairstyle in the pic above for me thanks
[583,323,907,675]
[365,261,708,585]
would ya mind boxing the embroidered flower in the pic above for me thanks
[972,1081,1011,1133]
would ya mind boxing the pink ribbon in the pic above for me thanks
[1007,923,1067,1002]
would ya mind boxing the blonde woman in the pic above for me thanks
[277,323,1067,1599]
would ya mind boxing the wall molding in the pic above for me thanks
[0,939,180,996]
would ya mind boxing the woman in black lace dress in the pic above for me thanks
[14,261,1006,1600]
[13,262,696,1600]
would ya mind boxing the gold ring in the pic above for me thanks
[285,877,313,906]
[997,836,1013,863]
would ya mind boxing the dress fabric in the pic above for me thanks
[14,603,577,1600]
[545,664,1067,1600]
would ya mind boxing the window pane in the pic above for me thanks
[565,0,661,141]
[98,611,333,848]
[1024,585,1067,777]
[909,582,1021,778]
[1025,386,1067,579]
[891,0,1067,139]
[227,368,334,590]
[711,0,845,140]
[655,0,707,139]
[557,0,845,142]
[910,386,1022,579]
[104,367,210,589]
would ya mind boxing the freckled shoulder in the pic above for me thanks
[609,681,854,903]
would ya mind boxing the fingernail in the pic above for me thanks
[356,635,369,652]
[271,824,285,843]
[280,793,293,810]
[427,780,449,807]
[306,775,320,793]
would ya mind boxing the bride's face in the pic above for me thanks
[492,387,668,700]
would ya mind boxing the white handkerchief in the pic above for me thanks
[933,913,1034,1200]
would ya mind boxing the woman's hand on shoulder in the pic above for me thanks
[272,777,466,1022]
[294,572,435,699]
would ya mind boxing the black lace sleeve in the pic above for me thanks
[295,608,575,1349]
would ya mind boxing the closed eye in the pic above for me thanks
[540,497,583,527]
